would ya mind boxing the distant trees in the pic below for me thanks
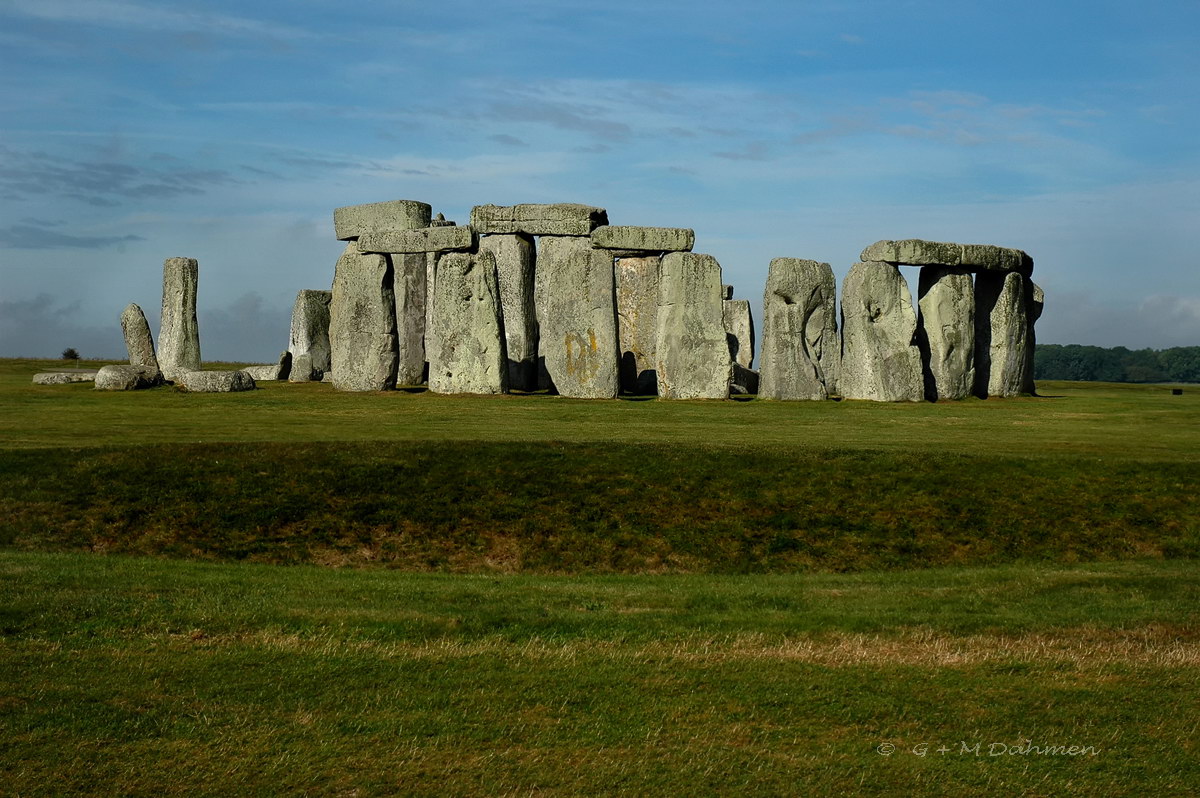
[1035,345,1200,383]
[61,348,80,361]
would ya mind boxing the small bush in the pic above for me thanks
[61,348,80,361]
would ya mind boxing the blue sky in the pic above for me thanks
[1,0,1198,361]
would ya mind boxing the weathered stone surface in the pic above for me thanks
[159,257,201,381]
[861,239,1033,276]
[428,251,508,395]
[723,299,757,395]
[722,284,734,300]
[177,370,256,392]
[358,226,476,255]
[328,242,398,392]
[94,365,159,391]
[974,271,1029,398]
[33,370,97,385]
[471,204,608,236]
[393,253,428,385]
[614,255,661,395]
[591,226,694,253]
[244,352,292,382]
[534,237,619,398]
[916,267,974,400]
[839,261,924,402]
[334,200,432,241]
[655,252,730,400]
[288,290,332,382]
[429,213,456,227]
[120,303,160,377]
[1022,282,1044,394]
[758,258,839,401]
[479,233,538,391]
[730,364,759,395]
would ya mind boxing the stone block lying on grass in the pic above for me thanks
[176,370,256,392]
[94,365,161,391]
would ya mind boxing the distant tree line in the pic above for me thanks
[1036,344,1200,383]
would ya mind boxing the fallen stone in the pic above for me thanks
[244,352,292,382]
[94,365,160,391]
[33,371,97,385]
[428,250,508,395]
[860,239,1033,276]
[916,267,974,400]
[655,252,730,400]
[1022,282,1044,394]
[839,261,924,402]
[534,237,619,398]
[615,255,661,395]
[471,203,608,236]
[358,226,476,255]
[159,257,201,381]
[328,242,398,392]
[176,370,256,392]
[120,303,161,378]
[758,258,839,401]
[334,199,432,241]
[288,290,332,382]
[479,233,538,391]
[591,226,694,253]
[974,271,1029,398]
[394,253,428,385]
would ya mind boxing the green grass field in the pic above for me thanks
[1,358,1197,795]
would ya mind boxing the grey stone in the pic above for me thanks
[1022,282,1044,394]
[321,372,333,383]
[120,303,160,378]
[358,226,476,255]
[655,252,730,400]
[288,290,332,382]
[730,364,759,395]
[177,370,256,392]
[244,352,292,382]
[479,233,538,391]
[429,213,456,227]
[591,226,694,253]
[33,371,97,385]
[916,267,974,400]
[758,258,839,401]
[328,242,398,392]
[722,284,734,300]
[723,299,756,395]
[428,251,508,395]
[334,200,432,241]
[974,271,1029,398]
[534,236,619,398]
[393,253,428,385]
[614,255,661,395]
[159,257,201,381]
[471,203,608,236]
[94,365,159,391]
[839,261,924,402]
[860,239,1033,276]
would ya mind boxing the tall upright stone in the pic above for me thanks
[329,242,397,392]
[393,253,428,386]
[839,261,923,402]
[722,298,758,395]
[655,252,730,400]
[974,271,1029,398]
[1022,282,1044,395]
[159,257,201,381]
[120,303,160,379]
[424,214,457,372]
[759,258,839,401]
[428,251,508,395]
[534,236,619,399]
[916,267,974,400]
[479,233,538,391]
[614,255,661,395]
[288,289,332,382]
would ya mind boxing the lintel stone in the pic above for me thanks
[591,225,694,253]
[860,239,1033,276]
[357,226,476,254]
[334,200,432,241]
[471,203,608,236]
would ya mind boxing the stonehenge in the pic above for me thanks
[615,255,661,395]
[655,252,730,400]
[427,251,508,395]
[723,288,758,395]
[479,233,538,390]
[159,257,201,381]
[120,303,162,382]
[758,259,838,401]
[329,242,398,392]
[916,268,974,400]
[288,290,332,382]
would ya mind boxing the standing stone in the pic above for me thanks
[759,258,839,401]
[393,253,428,385]
[428,251,508,395]
[839,261,923,402]
[916,267,974,400]
[329,242,398,392]
[655,252,730,400]
[424,215,457,372]
[534,236,619,399]
[479,233,537,390]
[974,271,1029,398]
[1022,282,1044,394]
[288,290,332,382]
[723,298,758,395]
[159,257,201,381]
[120,302,161,379]
[614,255,661,395]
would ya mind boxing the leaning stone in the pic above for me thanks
[393,253,428,386]
[244,352,291,382]
[479,233,538,391]
[916,267,974,400]
[591,226,694,253]
[33,371,97,385]
[615,255,661,395]
[358,226,476,255]
[288,290,332,382]
[176,370,256,392]
[328,242,398,392]
[1022,282,1044,394]
[534,237,619,398]
[334,200,432,241]
[860,239,1033,276]
[428,251,508,395]
[159,257,201,381]
[120,303,160,378]
[94,365,159,391]
[655,252,730,400]
[839,261,924,402]
[974,271,1029,398]
[471,204,608,236]
[758,258,839,401]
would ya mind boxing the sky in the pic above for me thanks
[1,0,1198,362]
